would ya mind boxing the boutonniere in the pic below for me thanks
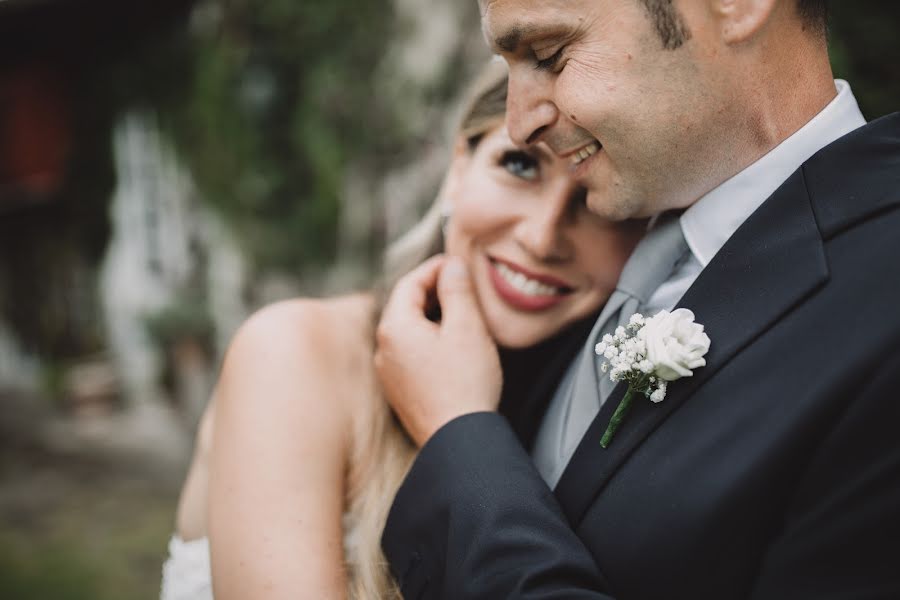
[595,309,711,448]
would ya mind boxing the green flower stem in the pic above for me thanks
[600,386,636,448]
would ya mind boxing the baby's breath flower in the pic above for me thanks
[598,309,710,448]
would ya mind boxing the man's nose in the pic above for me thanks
[506,66,559,147]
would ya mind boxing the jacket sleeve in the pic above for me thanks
[381,411,615,599]
[749,353,900,599]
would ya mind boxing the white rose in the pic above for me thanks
[638,309,711,381]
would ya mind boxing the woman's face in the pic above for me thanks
[444,123,644,349]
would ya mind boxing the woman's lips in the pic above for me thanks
[487,257,573,312]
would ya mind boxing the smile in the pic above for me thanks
[495,261,563,296]
[570,141,602,166]
[487,257,573,312]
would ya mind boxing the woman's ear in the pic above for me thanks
[712,0,778,45]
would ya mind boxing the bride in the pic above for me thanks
[160,60,644,599]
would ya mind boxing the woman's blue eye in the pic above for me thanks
[500,150,539,180]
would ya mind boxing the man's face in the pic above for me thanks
[482,0,731,220]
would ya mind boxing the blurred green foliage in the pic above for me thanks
[829,2,900,119]
[0,540,106,600]
[124,0,406,275]
[0,450,176,600]
[144,299,215,350]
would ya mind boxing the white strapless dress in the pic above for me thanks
[160,536,214,600]
[161,512,365,599]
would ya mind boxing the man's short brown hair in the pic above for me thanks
[640,0,828,49]
[797,0,828,35]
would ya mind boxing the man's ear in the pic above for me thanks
[712,0,779,44]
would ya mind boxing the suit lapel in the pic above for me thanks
[554,169,829,526]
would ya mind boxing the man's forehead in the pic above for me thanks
[480,0,575,52]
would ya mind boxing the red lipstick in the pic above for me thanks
[487,257,572,312]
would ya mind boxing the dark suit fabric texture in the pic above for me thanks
[380,113,900,599]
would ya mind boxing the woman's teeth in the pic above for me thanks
[494,261,563,297]
[570,141,601,166]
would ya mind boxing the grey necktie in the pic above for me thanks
[533,214,690,487]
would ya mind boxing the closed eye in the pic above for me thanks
[534,46,566,72]
[499,150,539,181]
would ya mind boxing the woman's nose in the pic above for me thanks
[515,185,577,262]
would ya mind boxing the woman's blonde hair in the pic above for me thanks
[343,59,509,599]
[376,58,509,306]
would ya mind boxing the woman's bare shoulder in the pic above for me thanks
[227,292,374,358]
[218,293,377,416]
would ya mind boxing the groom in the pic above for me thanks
[376,0,900,598]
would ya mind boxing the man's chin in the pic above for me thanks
[585,189,638,222]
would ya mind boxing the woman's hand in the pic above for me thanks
[375,255,503,447]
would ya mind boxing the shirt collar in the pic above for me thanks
[680,79,867,267]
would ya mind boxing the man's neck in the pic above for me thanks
[675,40,837,213]
[742,44,837,159]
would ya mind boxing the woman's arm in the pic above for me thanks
[175,398,216,542]
[208,299,362,600]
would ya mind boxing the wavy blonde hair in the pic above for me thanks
[342,59,509,599]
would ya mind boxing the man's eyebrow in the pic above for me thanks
[492,23,570,54]
[495,27,526,53]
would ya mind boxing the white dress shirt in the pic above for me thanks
[644,79,867,316]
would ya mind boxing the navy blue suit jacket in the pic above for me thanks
[382,113,900,599]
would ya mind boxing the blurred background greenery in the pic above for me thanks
[0,0,897,597]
